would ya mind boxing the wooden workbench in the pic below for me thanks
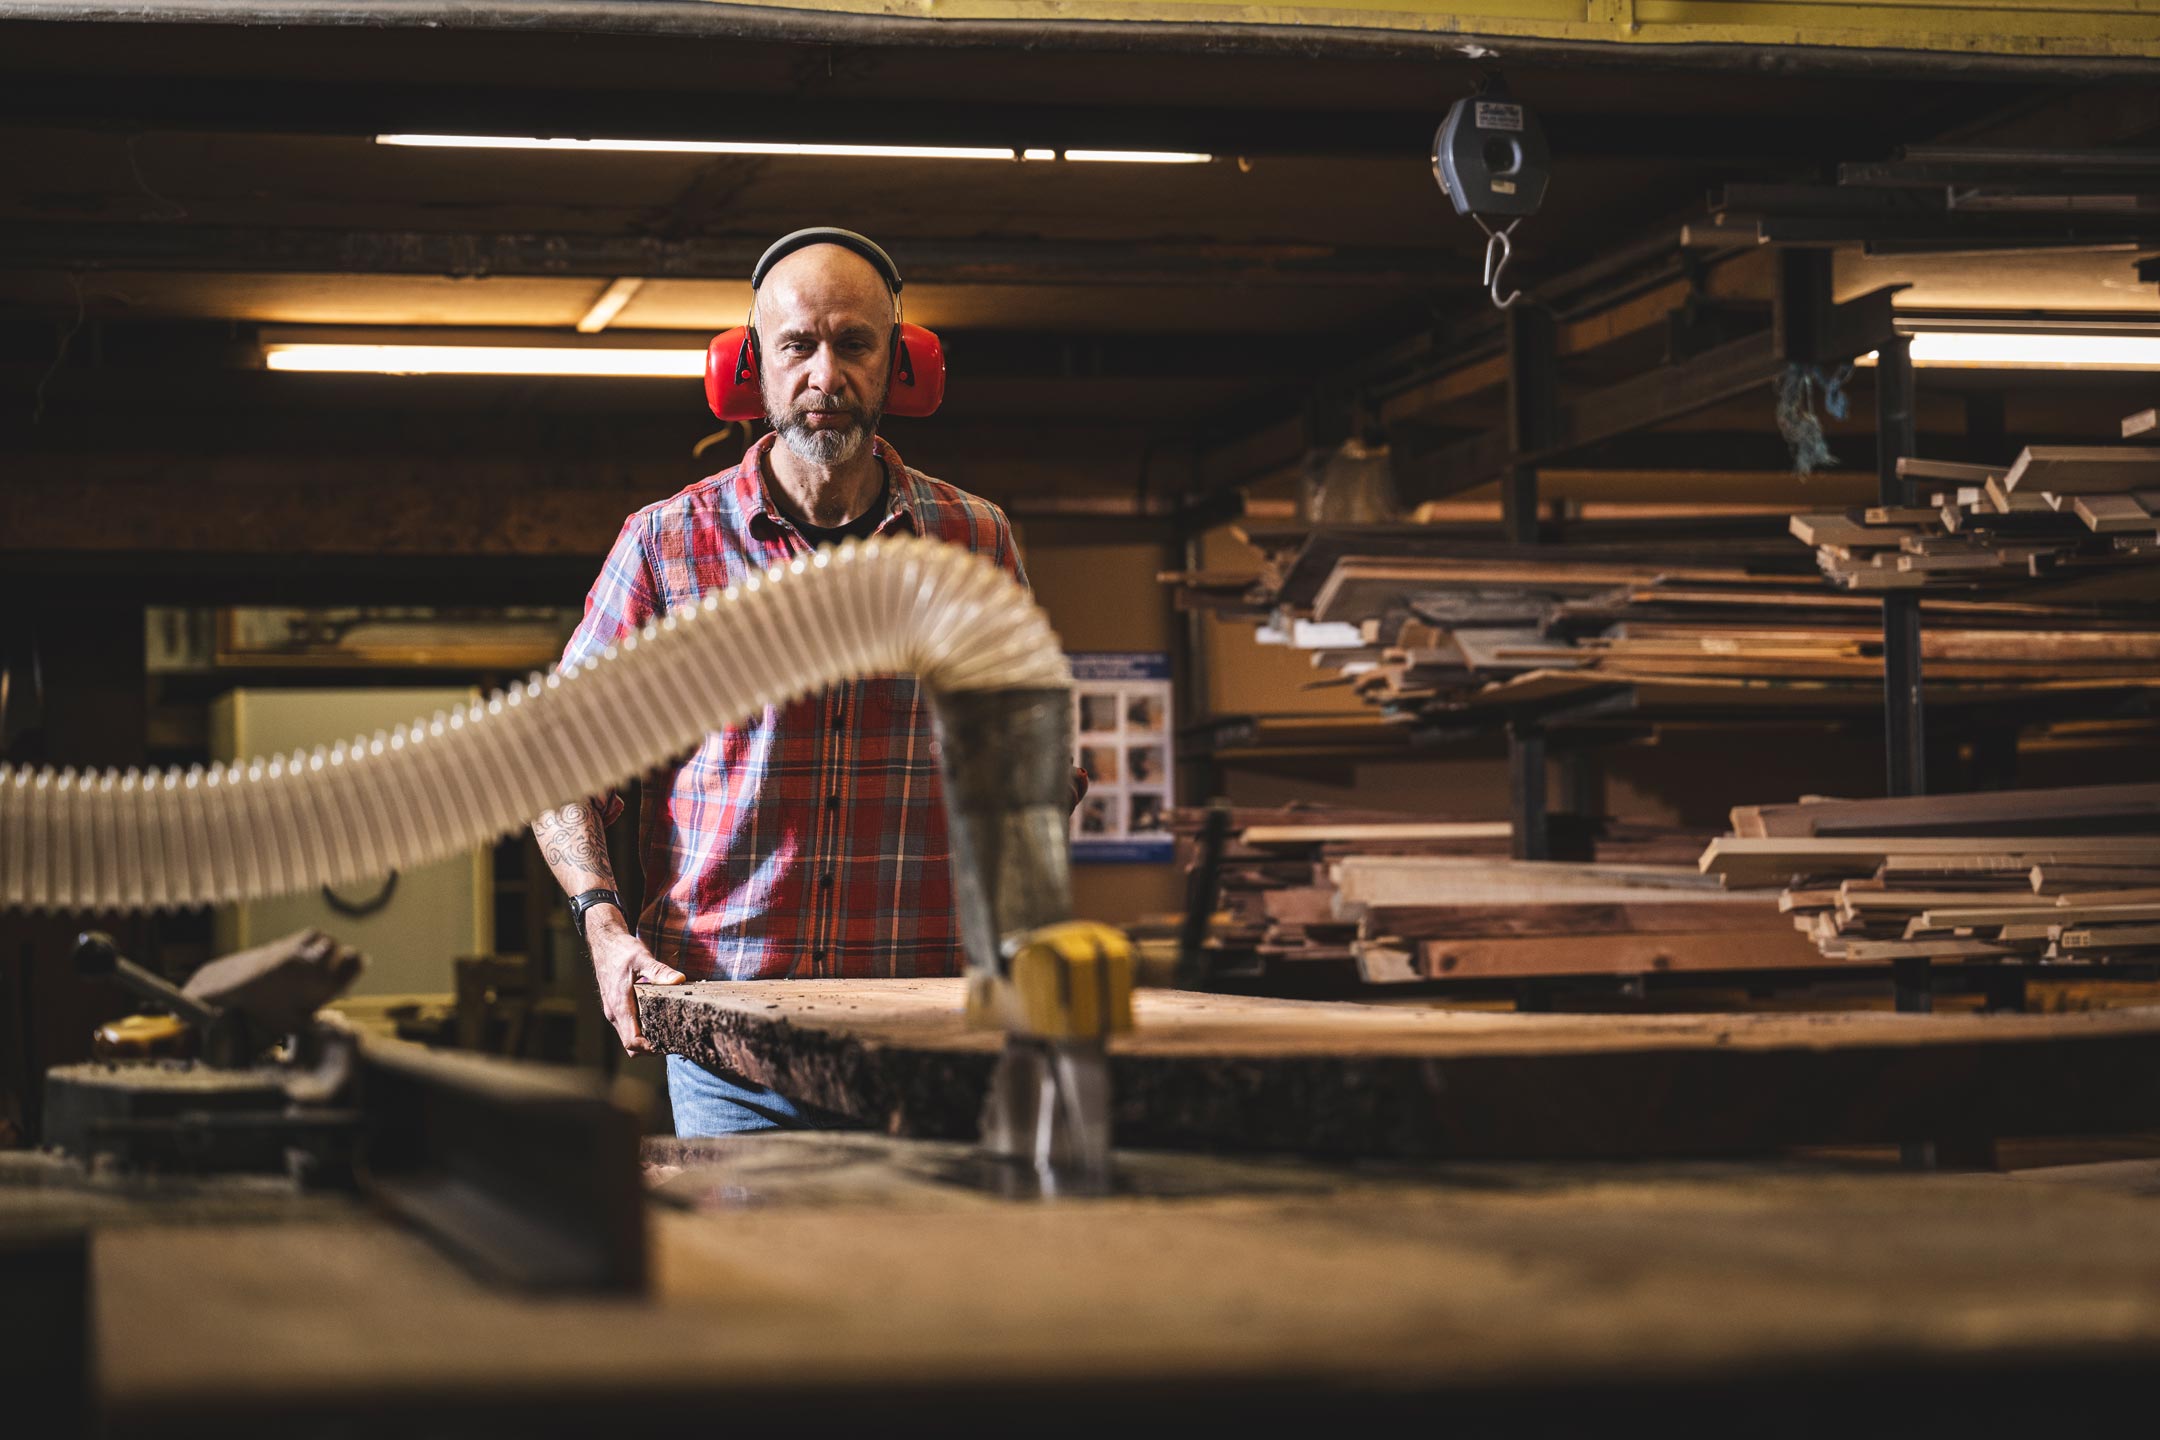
[39,1135,2160,1435]
[640,980,2160,1158]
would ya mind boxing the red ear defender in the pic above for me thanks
[884,322,946,418]
[705,327,764,421]
[703,323,947,422]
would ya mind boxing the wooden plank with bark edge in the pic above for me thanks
[1897,457,2002,486]
[1356,901,1788,940]
[1333,858,1745,909]
[1700,836,2156,888]
[1839,938,2028,962]
[2001,446,2160,496]
[1362,926,1825,980]
[2031,865,2160,893]
[2057,887,2160,908]
[638,979,2160,1160]
[2075,494,2158,534]
[2059,924,2160,950]
[1913,902,2160,933]
[1737,783,2160,840]
[1241,823,1512,848]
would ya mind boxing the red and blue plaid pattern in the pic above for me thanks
[561,432,1025,980]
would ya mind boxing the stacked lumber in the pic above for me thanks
[1170,806,1811,987]
[1701,784,2160,966]
[1172,806,1516,978]
[1338,856,1817,984]
[1793,446,2160,593]
[1162,516,2160,741]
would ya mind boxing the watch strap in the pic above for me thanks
[568,887,626,942]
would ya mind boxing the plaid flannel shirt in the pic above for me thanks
[560,432,1026,980]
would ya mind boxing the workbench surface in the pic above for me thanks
[40,1135,2160,1434]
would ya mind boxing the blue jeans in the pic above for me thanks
[665,1055,858,1137]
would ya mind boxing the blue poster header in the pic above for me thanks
[1070,651,1173,682]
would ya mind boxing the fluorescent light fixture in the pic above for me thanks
[265,343,702,377]
[576,276,644,334]
[375,134,1213,164]
[1856,331,2160,370]
[376,133,1015,160]
[1063,149,1215,164]
[1909,331,2160,370]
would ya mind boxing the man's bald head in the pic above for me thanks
[753,243,899,333]
[753,241,900,469]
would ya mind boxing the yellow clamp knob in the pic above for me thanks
[968,920,1136,1041]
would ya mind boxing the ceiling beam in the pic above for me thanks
[0,74,1916,163]
[4,1,2154,79]
[0,222,1453,288]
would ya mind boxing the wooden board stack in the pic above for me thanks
[1171,806,1822,988]
[1171,805,1515,980]
[1793,445,2160,594]
[1162,518,2160,736]
[1700,783,2160,967]
[1338,855,1818,985]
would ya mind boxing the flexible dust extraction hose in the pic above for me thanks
[1,537,1072,919]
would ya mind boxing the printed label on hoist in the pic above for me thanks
[1475,102,1524,132]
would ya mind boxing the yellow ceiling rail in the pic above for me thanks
[693,0,2160,61]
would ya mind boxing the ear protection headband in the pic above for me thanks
[705,226,947,421]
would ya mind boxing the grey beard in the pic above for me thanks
[776,416,872,467]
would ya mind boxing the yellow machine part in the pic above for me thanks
[693,0,2160,61]
[969,921,1137,1043]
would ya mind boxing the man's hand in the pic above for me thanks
[586,910,686,1055]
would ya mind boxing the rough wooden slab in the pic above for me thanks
[639,980,2160,1161]
[71,1133,2160,1431]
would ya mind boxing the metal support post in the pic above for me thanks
[1876,334,1925,803]
[1503,302,1558,546]
[1509,721,1549,862]
[1504,306,1558,853]
[1173,524,1219,805]
[1874,332,1934,1167]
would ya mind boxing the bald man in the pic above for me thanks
[533,230,1034,1135]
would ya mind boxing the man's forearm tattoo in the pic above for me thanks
[534,803,612,874]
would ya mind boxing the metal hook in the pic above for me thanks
[1473,215,1525,311]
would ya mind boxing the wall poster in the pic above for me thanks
[1068,651,1175,863]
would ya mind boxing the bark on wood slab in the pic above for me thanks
[639,980,2160,1161]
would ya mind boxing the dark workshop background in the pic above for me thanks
[3,7,2157,1125]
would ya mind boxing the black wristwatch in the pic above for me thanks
[568,887,627,943]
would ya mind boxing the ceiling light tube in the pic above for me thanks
[375,134,1214,164]
[377,133,1017,161]
[1857,331,2160,370]
[1061,149,1215,164]
[576,277,645,334]
[265,343,703,377]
